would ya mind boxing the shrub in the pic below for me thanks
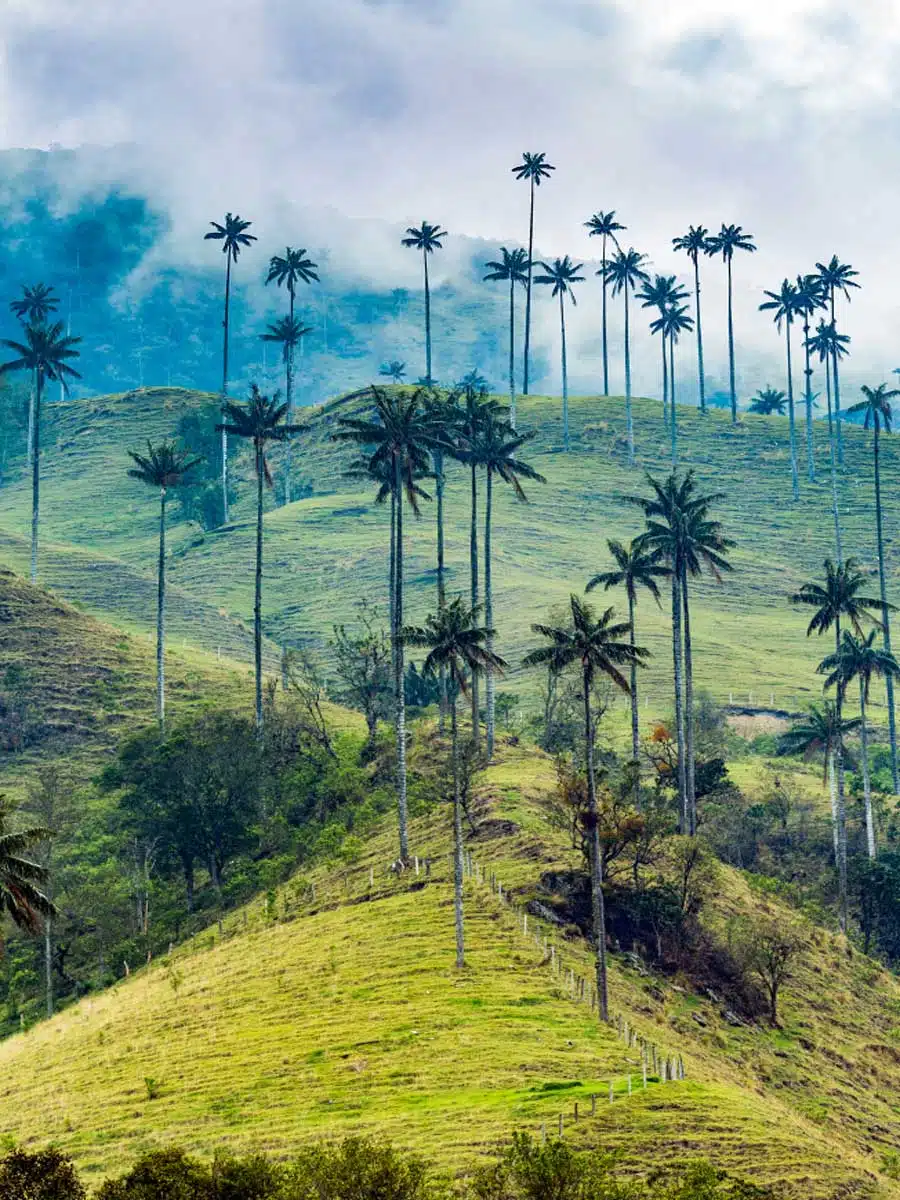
[282,1137,432,1200]
[0,1148,86,1200]
[212,1153,285,1199]
[95,1149,213,1199]
[469,1132,621,1200]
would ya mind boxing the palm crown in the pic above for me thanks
[127,440,202,491]
[815,255,860,302]
[483,248,530,286]
[791,558,884,638]
[217,384,302,486]
[204,213,257,261]
[806,319,850,365]
[467,417,546,498]
[401,222,447,255]
[659,303,694,344]
[511,152,555,185]
[334,387,436,515]
[402,598,506,695]
[778,703,860,780]
[265,247,319,298]
[631,472,733,578]
[819,629,900,703]
[524,595,647,692]
[706,224,756,262]
[759,279,800,329]
[749,387,788,415]
[0,800,55,939]
[587,538,670,605]
[846,383,899,434]
[10,283,59,325]
[603,248,649,295]
[672,226,712,263]
[260,316,313,363]
[0,320,82,390]
[638,274,688,315]
[584,211,624,244]
[534,256,585,302]
[794,273,827,317]
[379,360,407,383]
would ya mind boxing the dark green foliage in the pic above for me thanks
[96,1148,213,1199]
[405,661,443,709]
[283,1137,431,1200]
[173,401,237,528]
[470,1132,619,1200]
[853,851,900,961]
[0,1147,85,1199]
[212,1153,285,1199]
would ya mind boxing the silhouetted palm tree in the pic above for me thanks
[604,249,650,464]
[0,800,55,949]
[0,321,81,582]
[759,280,801,501]
[402,222,447,385]
[205,213,257,523]
[816,256,859,467]
[483,248,529,427]
[10,284,60,467]
[127,441,202,730]
[403,599,506,967]
[260,317,313,504]
[587,539,668,771]
[585,211,624,395]
[795,273,827,481]
[705,224,756,423]
[218,385,302,734]
[380,360,407,383]
[820,631,900,858]
[638,276,687,427]
[749,387,787,415]
[846,383,900,795]
[534,257,585,452]
[525,596,647,1021]
[512,152,555,396]
[660,303,694,467]
[673,226,712,412]
[808,320,850,560]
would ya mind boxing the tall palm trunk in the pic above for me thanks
[834,617,848,930]
[254,441,264,735]
[624,283,634,465]
[824,358,843,561]
[601,237,610,396]
[470,463,480,743]
[221,254,232,524]
[157,485,167,732]
[681,564,696,835]
[44,838,53,1019]
[669,334,678,467]
[830,291,844,466]
[30,368,43,583]
[27,370,35,468]
[394,455,410,861]
[785,321,799,502]
[508,276,517,428]
[802,315,815,482]
[671,568,688,832]
[523,178,535,396]
[627,590,639,771]
[559,291,569,452]
[485,468,496,761]
[583,667,609,1021]
[423,252,432,383]
[435,448,448,734]
[660,329,669,430]
[693,255,706,413]
[859,678,876,858]
[726,257,737,424]
[284,286,295,505]
[873,425,899,793]
[451,695,465,968]
[389,484,397,681]
[827,750,839,863]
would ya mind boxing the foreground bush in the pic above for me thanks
[0,1147,86,1199]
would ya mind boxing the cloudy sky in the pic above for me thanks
[2,0,899,396]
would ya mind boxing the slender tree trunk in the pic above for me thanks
[873,426,899,793]
[284,286,295,505]
[628,591,640,775]
[786,322,799,502]
[30,370,43,583]
[485,468,496,761]
[44,839,53,1019]
[221,254,232,525]
[254,442,264,735]
[470,462,480,743]
[694,257,706,413]
[624,284,634,465]
[436,447,448,734]
[451,697,465,968]
[682,565,696,834]
[157,487,167,732]
[671,568,688,831]
[523,178,535,396]
[424,252,432,383]
[601,238,609,396]
[834,618,848,930]
[560,292,569,452]
[727,258,737,423]
[670,334,678,468]
[660,330,669,431]
[584,667,609,1021]
[828,750,839,863]
[394,454,409,861]
[825,358,842,561]
[27,369,35,468]
[859,678,876,858]
[803,315,815,482]
[389,484,397,681]
[831,291,844,467]
[508,277,517,428]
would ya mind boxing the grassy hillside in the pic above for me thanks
[0,741,897,1195]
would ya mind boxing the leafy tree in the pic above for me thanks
[807,319,850,559]
[204,212,257,523]
[379,360,407,383]
[218,386,302,733]
[748,387,787,415]
[705,224,756,423]
[820,630,900,858]
[483,247,529,427]
[401,222,447,385]
[127,441,202,730]
[759,279,802,501]
[524,596,647,1020]
[585,211,625,396]
[9,283,60,469]
[533,257,585,452]
[587,538,669,772]
[0,321,81,582]
[260,317,313,505]
[853,851,900,961]
[96,1148,213,1200]
[673,225,713,412]
[816,255,859,467]
[0,797,54,953]
[329,602,393,749]
[0,1147,85,1200]
[794,273,827,481]
[846,383,900,795]
[733,915,805,1026]
[512,151,555,395]
[285,1137,431,1200]
[403,598,505,967]
[603,248,649,464]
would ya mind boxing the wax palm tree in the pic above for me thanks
[705,225,756,422]
[791,558,883,926]
[759,280,802,501]
[604,249,650,464]
[585,211,625,395]
[471,416,545,759]
[10,284,60,467]
[334,387,435,860]
[205,213,257,523]
[524,596,648,1021]
[673,226,712,412]
[0,800,55,951]
[0,321,81,583]
[483,248,529,427]
[127,441,202,731]
[749,387,787,415]
[778,703,860,864]
[638,276,688,426]
[587,539,669,771]
[403,599,506,967]
[820,631,900,858]
[260,316,313,505]
[534,257,585,452]
[846,384,900,795]
[808,320,850,559]
[795,273,827,481]
[816,256,859,467]
[401,222,447,385]
[380,360,407,383]
[661,303,694,467]
[512,152,555,396]
[218,386,302,735]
